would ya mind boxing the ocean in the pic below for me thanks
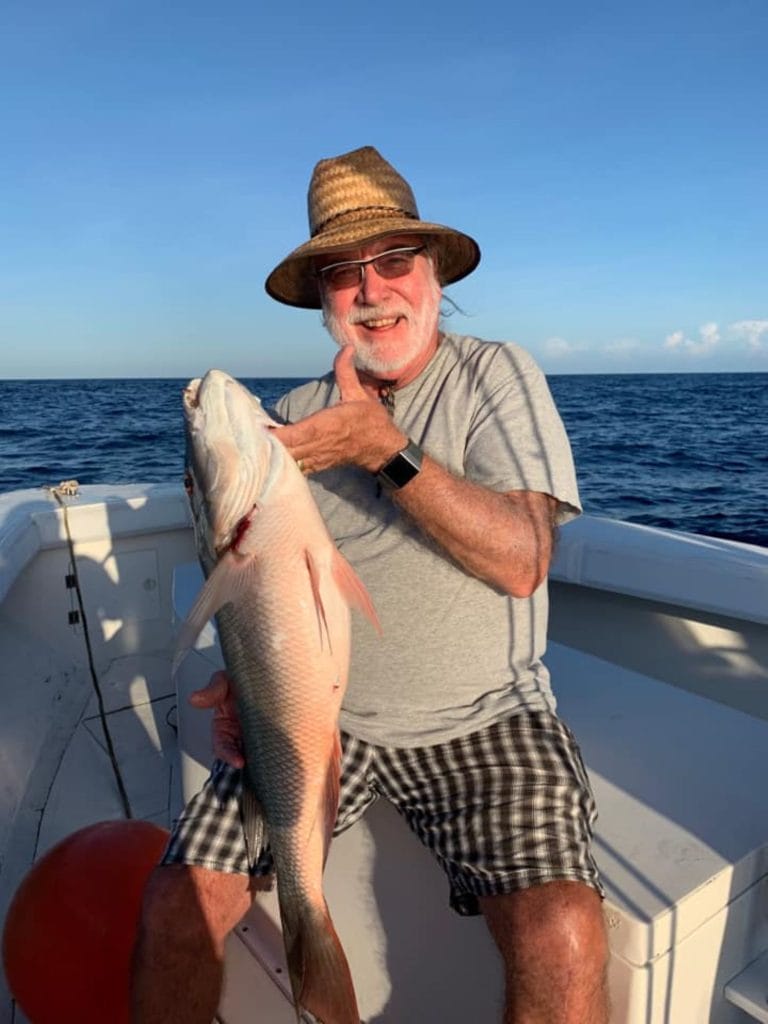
[1,372,766,548]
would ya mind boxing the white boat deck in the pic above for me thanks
[1,485,768,1023]
[35,658,178,858]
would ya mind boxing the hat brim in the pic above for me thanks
[264,216,480,309]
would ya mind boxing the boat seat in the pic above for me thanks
[171,564,768,1023]
[548,641,768,1022]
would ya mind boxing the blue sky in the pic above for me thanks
[1,0,766,378]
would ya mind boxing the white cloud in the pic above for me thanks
[664,322,720,356]
[543,336,577,357]
[729,319,768,351]
[603,338,640,356]
[700,322,720,348]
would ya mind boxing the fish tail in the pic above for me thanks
[281,896,359,1024]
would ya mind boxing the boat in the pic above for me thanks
[1,481,767,1023]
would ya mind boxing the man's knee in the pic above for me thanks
[139,863,254,948]
[481,882,609,1021]
[481,880,608,972]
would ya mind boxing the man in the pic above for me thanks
[132,146,609,1023]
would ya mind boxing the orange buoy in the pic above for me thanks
[2,819,169,1024]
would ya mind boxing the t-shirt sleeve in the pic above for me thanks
[270,395,290,424]
[464,343,581,523]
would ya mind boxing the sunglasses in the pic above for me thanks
[316,245,426,290]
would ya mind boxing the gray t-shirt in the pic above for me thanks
[275,332,581,747]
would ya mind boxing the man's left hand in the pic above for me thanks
[189,670,245,769]
[271,345,406,474]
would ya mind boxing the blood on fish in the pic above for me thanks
[231,510,254,552]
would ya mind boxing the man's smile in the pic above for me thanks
[359,316,401,331]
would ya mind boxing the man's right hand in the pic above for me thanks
[188,670,245,769]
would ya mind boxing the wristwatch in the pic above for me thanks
[377,440,424,490]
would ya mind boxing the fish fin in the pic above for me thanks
[331,549,382,635]
[304,549,332,653]
[322,732,342,867]
[172,551,256,675]
[240,775,267,871]
[280,897,359,1024]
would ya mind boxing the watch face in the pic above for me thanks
[379,442,423,489]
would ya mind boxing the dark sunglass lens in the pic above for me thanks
[375,252,417,278]
[325,264,361,288]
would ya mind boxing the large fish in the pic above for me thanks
[176,369,379,1023]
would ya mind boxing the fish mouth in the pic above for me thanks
[182,370,272,560]
[184,378,202,411]
[185,370,245,415]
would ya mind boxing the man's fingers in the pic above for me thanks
[268,412,321,454]
[334,345,368,402]
[187,669,245,768]
[218,749,245,770]
[189,669,231,708]
[214,730,246,769]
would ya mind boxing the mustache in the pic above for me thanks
[345,305,410,326]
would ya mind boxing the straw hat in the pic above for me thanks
[265,146,481,309]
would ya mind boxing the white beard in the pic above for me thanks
[321,274,442,376]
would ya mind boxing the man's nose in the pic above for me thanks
[357,262,390,304]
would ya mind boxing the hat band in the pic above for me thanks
[313,205,418,236]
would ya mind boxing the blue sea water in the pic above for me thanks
[1,373,766,548]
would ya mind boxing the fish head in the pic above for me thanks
[183,370,279,562]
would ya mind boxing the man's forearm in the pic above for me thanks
[390,454,556,598]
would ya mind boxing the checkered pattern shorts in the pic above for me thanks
[163,709,603,915]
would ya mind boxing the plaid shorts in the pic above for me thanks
[163,709,603,915]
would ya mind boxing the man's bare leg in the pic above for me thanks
[481,880,609,1024]
[130,864,255,1024]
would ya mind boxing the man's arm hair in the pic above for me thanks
[392,455,558,598]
